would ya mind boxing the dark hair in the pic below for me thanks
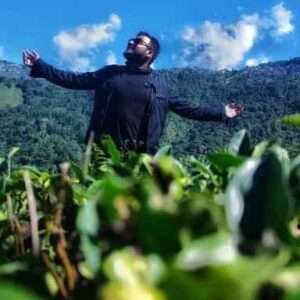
[136,31,160,64]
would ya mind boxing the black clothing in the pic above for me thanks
[30,59,225,154]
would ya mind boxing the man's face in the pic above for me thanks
[124,35,153,64]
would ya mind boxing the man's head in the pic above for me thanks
[123,32,160,68]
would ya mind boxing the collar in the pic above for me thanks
[125,62,152,74]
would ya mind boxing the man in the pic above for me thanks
[23,32,242,154]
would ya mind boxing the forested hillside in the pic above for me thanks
[1,58,300,168]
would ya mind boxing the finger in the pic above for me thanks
[26,49,35,56]
[22,51,29,63]
[28,50,35,57]
[23,49,29,57]
[32,50,39,57]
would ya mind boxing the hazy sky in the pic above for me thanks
[0,0,299,70]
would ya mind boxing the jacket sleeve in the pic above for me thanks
[30,59,108,90]
[168,96,225,122]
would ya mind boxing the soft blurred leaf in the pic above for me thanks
[100,175,130,221]
[0,262,27,275]
[0,282,42,300]
[45,272,59,296]
[273,266,300,291]
[190,157,216,180]
[101,282,166,300]
[225,152,292,246]
[267,145,290,176]
[154,145,172,159]
[224,158,259,239]
[137,207,181,256]
[77,198,101,274]
[208,152,246,171]
[8,147,19,158]
[252,140,273,159]
[103,248,166,285]
[101,136,121,165]
[164,250,289,300]
[176,232,237,270]
[280,113,300,127]
[77,198,99,236]
[228,129,251,156]
[289,156,300,208]
[80,234,101,275]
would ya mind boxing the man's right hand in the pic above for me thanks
[23,49,40,67]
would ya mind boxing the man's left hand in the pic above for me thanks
[225,103,243,119]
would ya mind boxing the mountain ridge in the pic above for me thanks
[1,57,300,168]
[1,55,300,79]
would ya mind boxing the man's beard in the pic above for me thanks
[123,51,148,66]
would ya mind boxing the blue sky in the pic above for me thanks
[0,0,299,71]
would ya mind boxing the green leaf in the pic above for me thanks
[190,157,216,180]
[252,140,273,159]
[77,197,101,274]
[176,232,237,270]
[101,282,166,300]
[0,262,27,275]
[137,208,181,256]
[8,147,19,158]
[80,234,101,275]
[228,129,251,156]
[85,180,104,200]
[164,250,289,300]
[71,162,85,182]
[289,156,300,207]
[0,282,42,300]
[77,198,99,236]
[99,175,130,221]
[280,113,300,127]
[225,152,292,246]
[72,183,87,205]
[103,248,166,285]
[101,136,121,165]
[267,145,290,176]
[207,152,246,171]
[154,145,172,158]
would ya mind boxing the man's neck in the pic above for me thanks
[126,61,151,72]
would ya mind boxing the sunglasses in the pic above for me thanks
[128,38,152,49]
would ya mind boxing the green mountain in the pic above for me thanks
[1,58,300,169]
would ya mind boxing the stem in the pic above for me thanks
[42,253,69,299]
[23,171,40,256]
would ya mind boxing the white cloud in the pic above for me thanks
[105,51,117,65]
[176,2,294,70]
[53,14,121,71]
[245,56,269,67]
[0,47,4,59]
[271,2,294,36]
[178,14,260,70]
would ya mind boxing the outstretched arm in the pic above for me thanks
[168,96,242,121]
[23,49,106,90]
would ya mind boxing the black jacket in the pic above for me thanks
[30,59,225,154]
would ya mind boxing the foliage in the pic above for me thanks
[0,81,23,108]
[280,114,300,127]
[1,132,300,299]
[2,57,300,168]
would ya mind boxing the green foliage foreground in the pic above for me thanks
[1,132,300,300]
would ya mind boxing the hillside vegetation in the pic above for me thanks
[0,81,23,108]
[1,58,300,168]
